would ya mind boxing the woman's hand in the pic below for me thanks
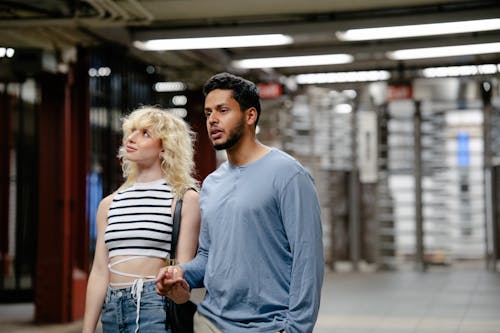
[156,265,191,303]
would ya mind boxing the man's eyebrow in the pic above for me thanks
[205,103,227,110]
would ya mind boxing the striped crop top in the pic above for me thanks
[104,179,174,259]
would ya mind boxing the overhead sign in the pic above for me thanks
[387,85,412,101]
[258,82,282,99]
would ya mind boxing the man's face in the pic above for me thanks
[204,89,245,151]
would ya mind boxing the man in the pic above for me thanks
[157,72,324,333]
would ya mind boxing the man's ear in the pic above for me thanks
[246,107,258,126]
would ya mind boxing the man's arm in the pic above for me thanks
[281,172,324,333]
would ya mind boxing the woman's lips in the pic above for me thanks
[126,145,137,153]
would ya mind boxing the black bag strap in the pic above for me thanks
[170,192,184,260]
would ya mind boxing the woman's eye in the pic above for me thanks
[143,130,150,137]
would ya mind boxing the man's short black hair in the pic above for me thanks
[203,72,261,126]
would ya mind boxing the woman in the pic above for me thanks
[83,106,201,333]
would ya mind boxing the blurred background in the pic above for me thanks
[0,0,499,331]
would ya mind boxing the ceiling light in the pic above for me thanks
[295,70,390,84]
[232,54,353,69]
[387,42,500,60]
[134,34,292,51]
[337,18,500,41]
[334,104,352,114]
[167,108,188,118]
[88,67,111,77]
[0,47,15,58]
[421,64,499,78]
[154,82,186,92]
[172,95,188,106]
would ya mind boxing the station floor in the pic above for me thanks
[1,261,499,333]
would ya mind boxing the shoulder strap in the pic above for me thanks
[170,194,184,260]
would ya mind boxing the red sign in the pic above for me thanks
[258,83,282,99]
[387,85,412,101]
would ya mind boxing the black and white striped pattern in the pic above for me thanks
[104,179,174,259]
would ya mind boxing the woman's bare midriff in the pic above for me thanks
[109,256,168,287]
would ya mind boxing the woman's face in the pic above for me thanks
[124,126,163,167]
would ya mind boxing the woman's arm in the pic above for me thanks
[157,189,200,303]
[82,194,113,333]
[175,189,201,264]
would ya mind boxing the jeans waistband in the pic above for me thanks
[105,279,157,302]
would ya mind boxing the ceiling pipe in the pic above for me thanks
[127,0,154,22]
[100,0,131,21]
[92,0,120,20]
[0,0,152,28]
[83,0,107,19]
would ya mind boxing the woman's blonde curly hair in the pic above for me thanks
[118,106,199,198]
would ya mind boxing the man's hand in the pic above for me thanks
[156,265,191,304]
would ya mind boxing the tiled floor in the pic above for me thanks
[1,263,499,333]
[314,263,500,333]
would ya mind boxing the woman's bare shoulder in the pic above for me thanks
[99,191,117,210]
[183,188,199,201]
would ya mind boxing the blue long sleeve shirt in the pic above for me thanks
[180,148,324,333]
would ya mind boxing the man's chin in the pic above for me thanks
[211,132,241,151]
[213,140,235,151]
[212,143,227,151]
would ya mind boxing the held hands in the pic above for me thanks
[156,265,191,304]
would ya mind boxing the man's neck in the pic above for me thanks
[226,139,270,166]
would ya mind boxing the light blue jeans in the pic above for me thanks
[101,280,169,333]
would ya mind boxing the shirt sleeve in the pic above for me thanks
[280,172,324,333]
[179,213,209,288]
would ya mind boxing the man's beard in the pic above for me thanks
[213,119,244,151]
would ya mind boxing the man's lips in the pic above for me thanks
[210,128,223,140]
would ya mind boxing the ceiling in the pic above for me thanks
[1,0,500,86]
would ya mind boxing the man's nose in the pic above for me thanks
[207,113,218,124]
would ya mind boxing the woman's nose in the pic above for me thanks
[127,130,138,141]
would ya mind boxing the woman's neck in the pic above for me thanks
[135,167,163,183]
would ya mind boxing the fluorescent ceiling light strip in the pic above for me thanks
[337,18,500,41]
[295,70,390,84]
[388,42,500,60]
[232,54,353,69]
[154,82,186,92]
[422,64,499,78]
[134,34,292,51]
